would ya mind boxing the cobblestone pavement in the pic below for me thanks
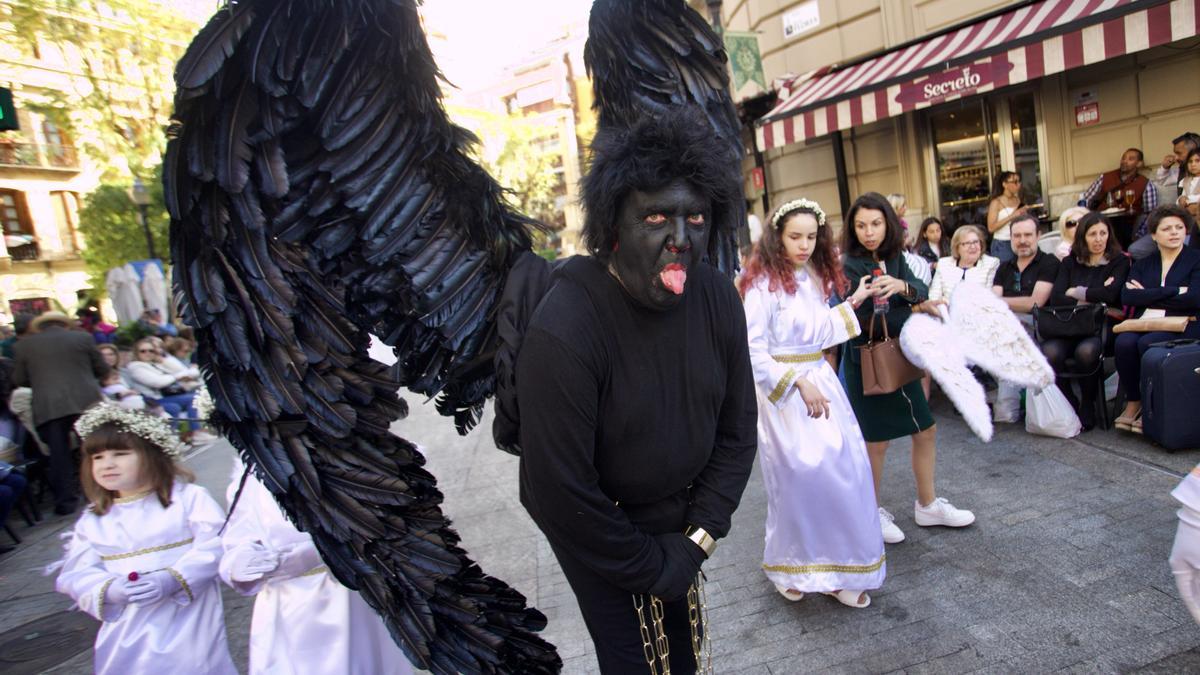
[3,389,1200,673]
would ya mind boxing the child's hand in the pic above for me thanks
[273,541,324,580]
[127,570,182,605]
[228,543,280,582]
[104,577,139,606]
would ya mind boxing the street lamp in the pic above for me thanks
[129,177,156,259]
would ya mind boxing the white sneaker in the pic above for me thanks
[914,497,975,528]
[878,507,905,544]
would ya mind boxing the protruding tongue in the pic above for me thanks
[660,263,687,295]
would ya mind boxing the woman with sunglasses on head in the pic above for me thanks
[841,193,975,547]
[740,198,884,609]
[124,338,208,442]
[1055,206,1090,261]
[1041,212,1130,431]
[987,171,1029,264]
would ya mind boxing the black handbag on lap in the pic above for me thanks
[1033,303,1106,339]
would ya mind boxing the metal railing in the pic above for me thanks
[7,241,39,261]
[0,141,79,169]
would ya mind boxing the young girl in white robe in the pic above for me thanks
[738,199,887,608]
[220,459,414,675]
[54,402,236,674]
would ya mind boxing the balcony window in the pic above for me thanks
[0,189,37,260]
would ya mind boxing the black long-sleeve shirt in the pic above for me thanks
[1049,255,1131,307]
[516,256,757,594]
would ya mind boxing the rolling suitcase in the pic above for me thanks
[1140,339,1200,450]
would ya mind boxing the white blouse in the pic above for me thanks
[929,254,1001,302]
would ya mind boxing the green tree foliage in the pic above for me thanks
[76,165,168,288]
[481,116,565,234]
[4,0,198,179]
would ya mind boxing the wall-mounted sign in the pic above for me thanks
[1075,102,1100,127]
[725,31,766,94]
[0,88,18,132]
[894,60,1014,106]
[751,167,765,191]
[782,1,820,40]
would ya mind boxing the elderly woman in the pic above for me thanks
[1054,206,1090,260]
[927,225,1000,302]
[1115,206,1200,433]
[124,337,206,439]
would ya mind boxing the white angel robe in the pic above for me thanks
[743,270,886,593]
[220,467,413,675]
[55,482,236,675]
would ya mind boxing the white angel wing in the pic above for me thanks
[900,312,993,442]
[950,283,1055,389]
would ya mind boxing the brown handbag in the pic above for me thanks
[858,314,924,396]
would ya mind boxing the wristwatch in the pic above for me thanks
[684,525,717,558]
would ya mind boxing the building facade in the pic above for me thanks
[723,0,1200,233]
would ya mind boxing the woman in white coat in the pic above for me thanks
[738,198,885,608]
[928,225,1000,302]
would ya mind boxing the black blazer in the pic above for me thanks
[1121,246,1200,318]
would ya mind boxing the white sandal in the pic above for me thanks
[775,586,805,602]
[824,589,870,608]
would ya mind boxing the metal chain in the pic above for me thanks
[688,573,713,675]
[633,593,660,675]
[649,595,671,675]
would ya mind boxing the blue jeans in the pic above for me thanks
[156,392,200,431]
[990,238,1015,263]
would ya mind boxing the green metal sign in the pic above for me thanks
[724,32,766,92]
[0,88,18,132]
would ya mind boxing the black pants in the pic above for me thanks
[36,414,80,511]
[550,541,701,674]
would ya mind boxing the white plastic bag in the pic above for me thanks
[1025,384,1082,438]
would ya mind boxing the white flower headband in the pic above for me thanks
[193,386,214,424]
[770,198,826,230]
[74,402,186,459]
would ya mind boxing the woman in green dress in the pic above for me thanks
[840,193,975,546]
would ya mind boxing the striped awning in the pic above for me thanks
[756,0,1200,152]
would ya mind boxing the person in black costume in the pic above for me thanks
[516,113,758,674]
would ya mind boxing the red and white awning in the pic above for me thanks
[756,0,1200,152]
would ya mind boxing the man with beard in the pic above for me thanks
[515,112,757,673]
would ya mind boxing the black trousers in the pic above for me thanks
[550,541,701,675]
[36,414,80,510]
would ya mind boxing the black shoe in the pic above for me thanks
[1079,407,1096,432]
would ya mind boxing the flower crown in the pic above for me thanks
[74,402,186,459]
[193,386,214,424]
[770,198,826,230]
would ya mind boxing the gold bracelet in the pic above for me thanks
[684,525,717,558]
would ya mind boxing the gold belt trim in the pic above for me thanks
[770,352,823,363]
[100,537,194,561]
[763,553,886,575]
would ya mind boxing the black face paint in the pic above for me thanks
[610,178,711,311]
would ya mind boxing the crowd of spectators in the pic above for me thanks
[0,308,211,556]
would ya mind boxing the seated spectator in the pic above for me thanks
[1115,206,1200,433]
[137,308,178,338]
[992,215,1061,422]
[1041,212,1131,430]
[928,225,999,302]
[162,338,200,385]
[99,370,146,410]
[0,461,25,554]
[94,344,131,386]
[124,337,209,441]
[0,314,31,359]
[913,217,944,269]
[1054,206,1090,260]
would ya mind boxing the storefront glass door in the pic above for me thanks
[928,91,1045,227]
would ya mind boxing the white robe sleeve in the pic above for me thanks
[744,283,802,408]
[166,485,227,606]
[1174,466,1200,513]
[821,299,861,349]
[218,473,278,595]
[55,521,124,622]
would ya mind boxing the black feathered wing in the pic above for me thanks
[165,1,557,672]
[585,0,745,275]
